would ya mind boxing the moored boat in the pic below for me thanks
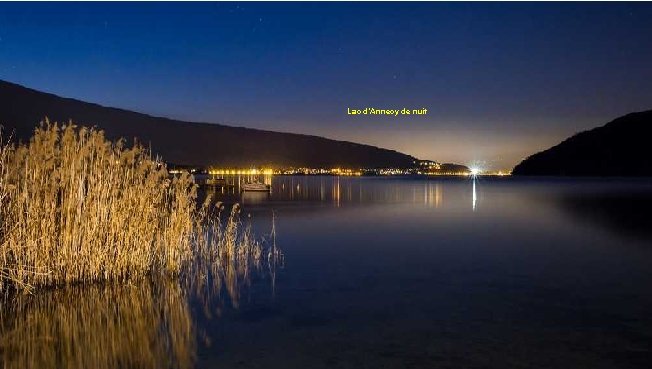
[241,182,271,192]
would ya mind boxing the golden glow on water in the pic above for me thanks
[0,282,195,369]
[333,177,341,207]
[0,203,283,369]
[202,175,484,211]
[0,244,283,369]
[259,176,464,209]
[424,183,442,208]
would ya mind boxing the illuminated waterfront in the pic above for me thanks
[4,175,652,369]
[169,161,509,178]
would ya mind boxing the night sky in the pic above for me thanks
[1,2,651,170]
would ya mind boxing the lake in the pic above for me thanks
[2,176,652,369]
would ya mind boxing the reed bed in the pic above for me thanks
[0,121,282,292]
[190,202,282,310]
[0,202,282,369]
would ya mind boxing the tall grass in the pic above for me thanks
[0,121,281,292]
[190,202,281,309]
[0,200,281,369]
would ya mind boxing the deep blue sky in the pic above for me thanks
[1,2,651,170]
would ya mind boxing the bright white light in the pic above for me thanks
[470,168,479,176]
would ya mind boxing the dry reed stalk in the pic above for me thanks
[0,121,283,292]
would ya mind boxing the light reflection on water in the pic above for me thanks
[472,177,477,211]
[0,281,195,369]
[206,175,468,209]
[0,205,280,369]
[3,176,652,369]
[204,176,652,369]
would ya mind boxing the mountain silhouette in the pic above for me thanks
[513,110,652,176]
[0,80,417,168]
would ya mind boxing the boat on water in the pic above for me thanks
[205,177,227,186]
[241,182,271,192]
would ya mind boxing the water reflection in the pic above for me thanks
[265,176,461,208]
[0,281,195,369]
[0,265,280,369]
[241,191,270,205]
[0,210,282,369]
[8,176,651,369]
[199,177,652,368]
[200,175,487,214]
[554,190,652,241]
[472,177,477,211]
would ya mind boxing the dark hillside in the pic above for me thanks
[0,80,417,168]
[513,110,652,176]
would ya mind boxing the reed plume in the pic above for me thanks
[0,121,282,292]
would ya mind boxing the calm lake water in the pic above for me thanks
[3,176,652,369]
